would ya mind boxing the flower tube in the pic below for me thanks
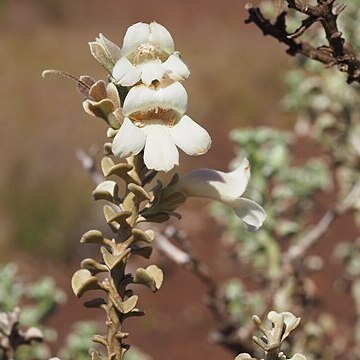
[176,158,266,231]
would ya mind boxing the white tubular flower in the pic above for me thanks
[176,159,266,231]
[111,81,211,172]
[112,22,190,86]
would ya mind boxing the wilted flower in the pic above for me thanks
[112,21,190,86]
[176,158,266,231]
[112,81,211,172]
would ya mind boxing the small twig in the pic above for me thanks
[155,225,253,354]
[245,5,300,55]
[285,179,360,264]
[76,148,104,185]
[254,178,360,326]
[155,230,191,265]
[166,226,218,293]
[156,226,218,306]
[288,15,318,39]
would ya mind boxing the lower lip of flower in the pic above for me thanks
[129,107,179,127]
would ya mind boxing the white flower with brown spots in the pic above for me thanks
[111,80,211,172]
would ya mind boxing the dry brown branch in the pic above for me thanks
[245,2,360,83]
[154,229,191,265]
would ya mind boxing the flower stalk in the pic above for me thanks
[72,153,165,360]
[44,21,266,359]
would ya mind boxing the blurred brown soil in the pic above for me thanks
[1,0,357,359]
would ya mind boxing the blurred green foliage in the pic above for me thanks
[0,263,65,359]
[211,1,360,358]
[59,321,98,360]
[224,279,263,325]
[0,263,66,323]
[2,175,90,261]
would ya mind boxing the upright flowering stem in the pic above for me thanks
[44,21,265,359]
[72,153,164,360]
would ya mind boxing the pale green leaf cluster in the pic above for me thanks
[212,127,330,278]
[0,263,65,326]
[235,311,306,360]
[0,264,62,359]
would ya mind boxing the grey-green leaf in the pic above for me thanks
[71,269,100,298]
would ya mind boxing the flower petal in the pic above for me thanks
[235,355,256,360]
[163,53,190,81]
[139,59,167,86]
[112,117,146,158]
[143,124,179,172]
[149,22,174,54]
[170,115,211,156]
[232,197,266,232]
[123,81,188,117]
[229,158,251,184]
[121,22,150,57]
[177,158,251,203]
[290,355,306,360]
[112,57,141,86]
[106,82,121,109]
